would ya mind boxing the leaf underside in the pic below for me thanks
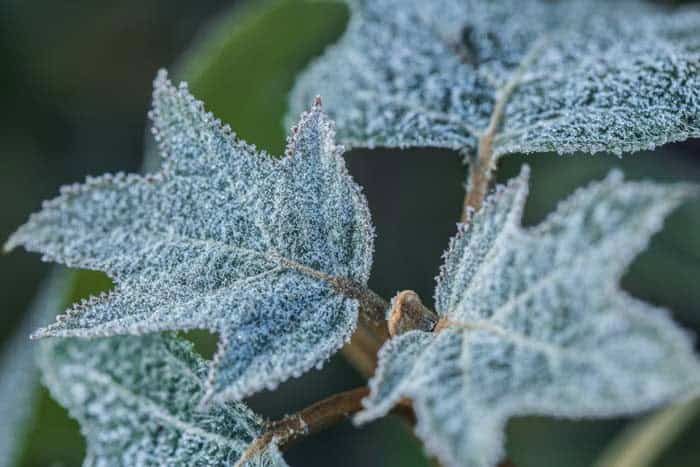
[357,167,700,467]
[290,0,700,156]
[6,70,375,404]
[38,334,288,466]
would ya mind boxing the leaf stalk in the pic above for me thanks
[462,38,547,221]
[235,387,413,466]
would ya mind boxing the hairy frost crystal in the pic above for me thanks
[38,334,288,466]
[289,0,700,156]
[356,167,700,467]
[5,70,374,403]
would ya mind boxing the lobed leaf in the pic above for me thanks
[38,333,287,466]
[357,167,700,467]
[6,70,374,403]
[290,0,700,156]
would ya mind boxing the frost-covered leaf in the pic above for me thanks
[5,70,374,403]
[290,0,700,155]
[0,270,71,467]
[357,167,700,467]
[38,333,287,466]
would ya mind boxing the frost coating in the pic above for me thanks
[357,168,700,467]
[0,270,71,467]
[355,330,433,424]
[38,334,288,466]
[290,0,700,156]
[6,70,374,403]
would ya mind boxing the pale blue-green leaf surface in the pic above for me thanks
[357,167,700,467]
[290,0,700,156]
[6,70,374,403]
[38,334,288,466]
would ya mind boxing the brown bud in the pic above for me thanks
[388,291,438,337]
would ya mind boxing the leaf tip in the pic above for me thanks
[2,236,16,254]
[29,327,50,340]
[283,95,336,158]
[518,163,531,179]
[154,68,169,87]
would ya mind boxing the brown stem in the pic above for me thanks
[279,257,389,325]
[461,39,546,222]
[342,320,387,377]
[236,381,515,467]
[388,290,438,337]
[334,278,390,376]
[236,387,412,466]
[462,130,496,221]
[274,387,370,450]
[277,257,390,375]
[336,278,390,325]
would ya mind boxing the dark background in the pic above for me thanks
[1,0,229,343]
[1,1,699,466]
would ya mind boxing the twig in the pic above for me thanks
[342,319,388,377]
[236,387,412,466]
[278,257,389,325]
[335,278,390,376]
[461,39,547,221]
[277,256,390,374]
[236,374,516,467]
[336,277,390,325]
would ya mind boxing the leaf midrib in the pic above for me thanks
[38,267,284,338]
[65,364,253,453]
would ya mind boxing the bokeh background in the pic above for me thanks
[1,0,699,466]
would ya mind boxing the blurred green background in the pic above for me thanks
[1,0,699,466]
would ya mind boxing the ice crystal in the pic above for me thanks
[357,167,700,467]
[290,0,700,156]
[38,334,288,466]
[6,70,374,404]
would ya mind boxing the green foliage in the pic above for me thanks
[178,0,348,155]
[357,168,700,467]
[7,71,374,404]
[0,271,71,467]
[4,1,700,467]
[291,0,700,156]
[39,333,288,466]
[595,398,700,467]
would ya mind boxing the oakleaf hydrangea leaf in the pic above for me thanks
[5,70,374,403]
[356,167,700,467]
[0,269,71,467]
[38,334,288,466]
[290,0,700,156]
